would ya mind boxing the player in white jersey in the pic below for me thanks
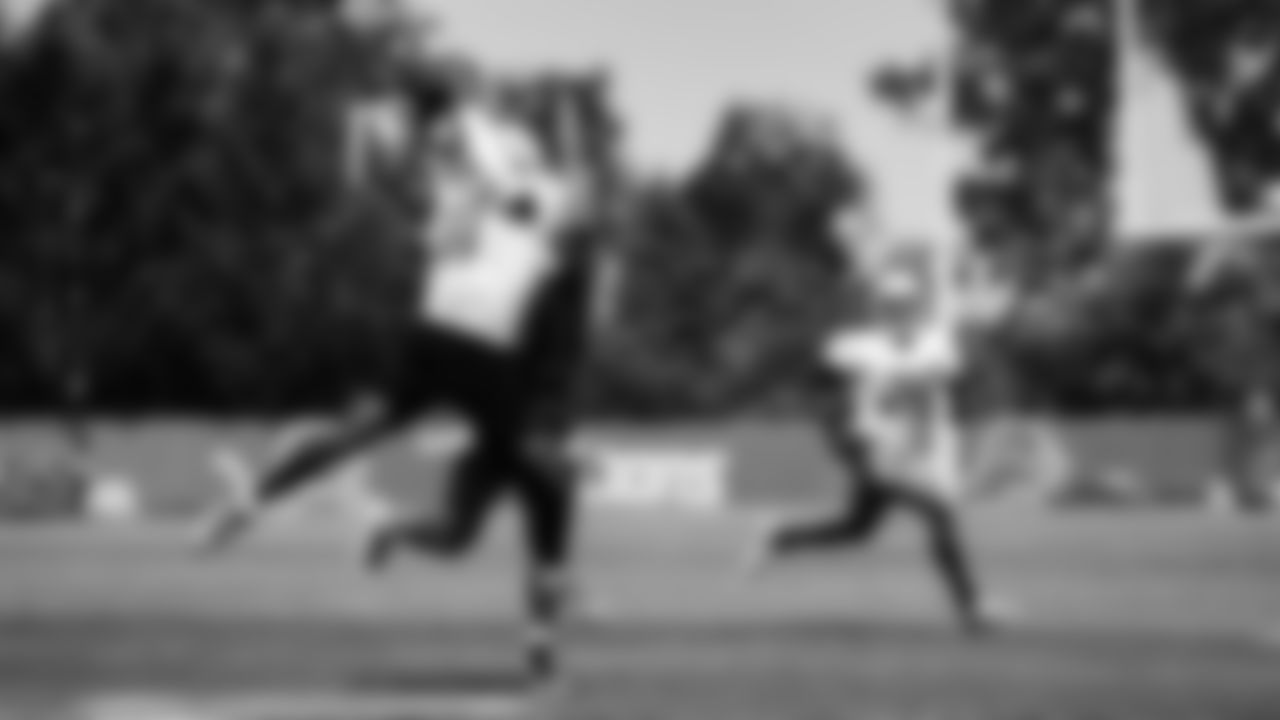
[201,66,593,680]
[752,56,1005,633]
[758,248,998,635]
[417,94,578,348]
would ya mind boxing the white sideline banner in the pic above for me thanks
[584,448,730,513]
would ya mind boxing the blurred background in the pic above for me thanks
[0,0,1278,514]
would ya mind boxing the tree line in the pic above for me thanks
[0,0,1276,419]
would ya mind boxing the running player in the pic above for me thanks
[756,246,1001,634]
[365,74,602,679]
[200,65,592,681]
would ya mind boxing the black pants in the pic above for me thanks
[255,325,579,570]
[773,477,952,549]
[403,432,576,568]
[388,322,580,569]
[255,255,593,570]
[772,419,957,546]
[770,423,981,619]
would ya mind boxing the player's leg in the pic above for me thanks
[887,480,991,634]
[765,420,894,557]
[770,477,893,555]
[365,441,507,567]
[504,260,590,677]
[508,435,580,683]
[202,402,413,551]
[363,324,526,566]
[203,322,495,551]
[366,430,578,682]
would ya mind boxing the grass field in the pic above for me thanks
[0,418,1277,719]
[1,506,1279,720]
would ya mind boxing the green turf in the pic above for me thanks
[0,417,1274,719]
[0,510,1279,719]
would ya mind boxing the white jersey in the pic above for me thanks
[824,323,964,492]
[419,104,577,349]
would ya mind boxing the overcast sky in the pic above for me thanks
[421,0,953,173]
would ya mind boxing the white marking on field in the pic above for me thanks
[79,691,534,720]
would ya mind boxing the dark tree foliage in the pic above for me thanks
[996,243,1225,412]
[950,0,1121,413]
[1142,1,1280,404]
[953,0,1280,413]
[0,0,417,414]
[10,0,1280,419]
[0,1,648,417]
[588,180,729,418]
[594,103,860,418]
[952,0,1112,283]
[1145,0,1280,210]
